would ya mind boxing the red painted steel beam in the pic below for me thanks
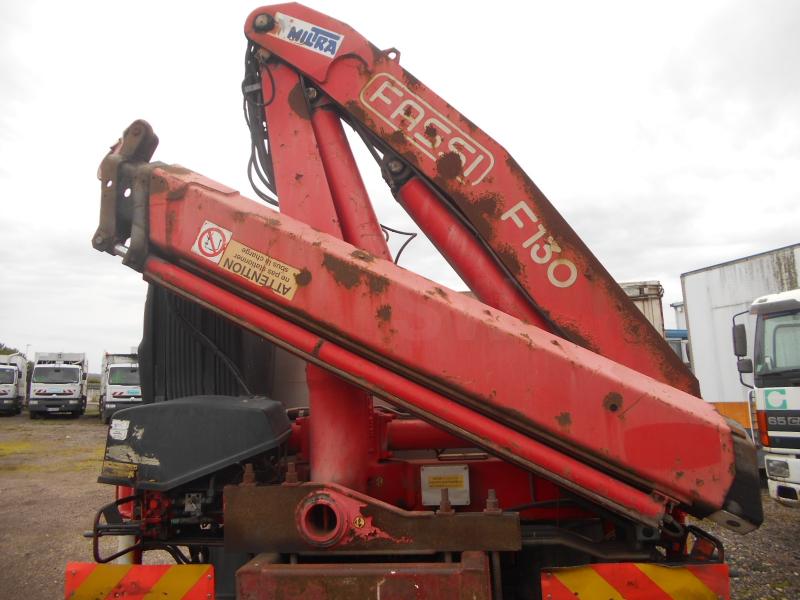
[397,177,551,328]
[261,61,372,491]
[244,4,699,397]
[310,105,392,261]
[143,256,668,525]
[385,419,468,451]
[146,164,733,512]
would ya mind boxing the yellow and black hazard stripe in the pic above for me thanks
[540,562,729,599]
[65,562,214,599]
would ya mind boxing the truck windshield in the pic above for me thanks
[32,366,80,384]
[0,369,15,384]
[755,310,800,375]
[109,367,140,386]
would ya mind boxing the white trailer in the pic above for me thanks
[99,352,141,423]
[28,352,88,418]
[619,281,665,336]
[681,243,800,434]
[0,354,27,415]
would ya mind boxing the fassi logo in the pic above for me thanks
[360,73,494,186]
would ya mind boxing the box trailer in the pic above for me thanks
[681,243,800,434]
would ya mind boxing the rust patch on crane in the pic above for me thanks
[376,305,392,322]
[555,412,571,430]
[166,184,187,201]
[367,274,389,295]
[351,249,374,262]
[294,269,312,287]
[603,392,623,413]
[322,254,361,289]
[496,244,524,277]
[288,83,310,120]
[436,152,462,180]
[464,193,502,242]
[322,253,388,294]
[388,130,408,147]
[165,211,177,239]
[345,100,368,123]
[403,71,423,92]
[426,287,450,302]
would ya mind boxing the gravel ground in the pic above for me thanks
[0,408,113,599]
[0,410,798,599]
[696,492,800,599]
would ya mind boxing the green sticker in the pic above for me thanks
[765,388,788,410]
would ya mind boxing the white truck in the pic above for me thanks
[733,289,800,505]
[99,352,141,423]
[681,243,800,437]
[28,352,88,418]
[0,354,27,415]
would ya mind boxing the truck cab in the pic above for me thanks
[28,353,88,418]
[735,289,800,504]
[0,354,26,415]
[100,362,141,424]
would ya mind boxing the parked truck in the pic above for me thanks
[99,352,142,424]
[733,288,800,505]
[27,352,88,418]
[681,243,800,437]
[0,353,27,415]
[67,5,762,599]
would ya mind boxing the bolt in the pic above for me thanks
[437,488,454,515]
[484,489,501,514]
[386,159,404,174]
[253,13,275,32]
[241,463,256,486]
[93,235,104,245]
[284,461,298,485]
[305,87,319,101]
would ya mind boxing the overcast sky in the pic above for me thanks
[1,0,798,372]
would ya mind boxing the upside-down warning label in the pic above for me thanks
[192,221,301,301]
[191,220,232,264]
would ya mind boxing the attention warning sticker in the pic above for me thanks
[192,221,301,301]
